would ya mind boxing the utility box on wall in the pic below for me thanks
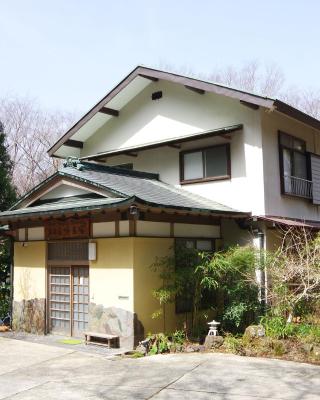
[88,242,97,261]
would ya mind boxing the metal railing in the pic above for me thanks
[283,175,313,199]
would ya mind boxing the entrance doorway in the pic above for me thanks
[48,265,89,336]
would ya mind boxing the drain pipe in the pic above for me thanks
[253,230,265,307]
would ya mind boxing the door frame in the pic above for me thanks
[46,264,89,337]
[46,239,90,336]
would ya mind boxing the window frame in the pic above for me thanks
[278,131,311,198]
[179,143,231,184]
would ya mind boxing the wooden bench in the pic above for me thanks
[84,332,119,348]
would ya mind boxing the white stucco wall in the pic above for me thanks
[82,80,258,157]
[261,110,320,220]
[74,78,320,220]
[81,80,265,215]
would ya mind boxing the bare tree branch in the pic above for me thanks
[0,95,77,195]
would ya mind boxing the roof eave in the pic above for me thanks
[0,197,136,223]
[48,66,275,157]
[48,66,320,158]
[273,100,320,131]
[0,195,249,225]
[81,124,243,161]
[11,170,127,211]
[47,66,143,157]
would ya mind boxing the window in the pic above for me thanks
[175,238,215,314]
[180,144,230,183]
[278,131,312,199]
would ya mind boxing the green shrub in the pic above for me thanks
[209,246,262,333]
[261,315,320,344]
[223,334,244,354]
[260,316,295,339]
[147,333,171,355]
[296,324,320,344]
[171,330,186,345]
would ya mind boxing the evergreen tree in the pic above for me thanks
[0,122,16,211]
[0,122,17,319]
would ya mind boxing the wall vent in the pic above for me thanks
[152,91,162,100]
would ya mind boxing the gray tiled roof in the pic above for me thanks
[0,197,128,218]
[58,162,239,213]
[0,162,246,221]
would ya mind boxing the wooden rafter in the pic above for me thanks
[240,100,260,110]
[139,74,159,82]
[185,85,205,95]
[99,107,119,117]
[64,139,84,149]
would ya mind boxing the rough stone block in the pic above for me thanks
[204,335,224,350]
[13,299,45,334]
[88,303,144,349]
[243,325,265,340]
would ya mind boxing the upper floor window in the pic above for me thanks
[278,131,312,199]
[180,144,230,184]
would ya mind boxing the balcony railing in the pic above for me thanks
[283,175,313,199]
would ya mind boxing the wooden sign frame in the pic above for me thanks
[45,218,90,240]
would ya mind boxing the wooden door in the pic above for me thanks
[72,266,89,336]
[49,266,71,335]
[49,266,89,336]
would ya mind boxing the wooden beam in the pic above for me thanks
[139,74,159,82]
[64,139,84,149]
[141,211,220,225]
[185,85,205,95]
[240,100,259,110]
[129,219,136,236]
[115,220,119,237]
[170,222,174,237]
[86,125,242,161]
[99,107,119,117]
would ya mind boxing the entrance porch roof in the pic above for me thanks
[0,161,249,224]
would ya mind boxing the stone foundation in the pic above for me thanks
[88,303,144,349]
[13,298,45,334]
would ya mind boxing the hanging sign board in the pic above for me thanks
[45,218,90,240]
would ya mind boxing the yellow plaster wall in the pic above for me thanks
[89,238,134,312]
[133,237,182,334]
[14,241,46,301]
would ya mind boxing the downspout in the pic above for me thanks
[253,230,265,308]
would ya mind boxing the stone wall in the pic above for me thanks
[13,298,46,334]
[88,303,144,349]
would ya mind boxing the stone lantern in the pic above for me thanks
[207,320,220,336]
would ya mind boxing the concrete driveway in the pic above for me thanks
[0,337,319,399]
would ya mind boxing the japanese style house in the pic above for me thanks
[1,66,320,348]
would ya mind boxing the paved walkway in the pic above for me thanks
[0,336,319,399]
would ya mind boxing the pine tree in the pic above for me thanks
[0,122,16,319]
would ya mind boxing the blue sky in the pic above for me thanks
[1,0,319,113]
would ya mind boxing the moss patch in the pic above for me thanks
[58,339,82,345]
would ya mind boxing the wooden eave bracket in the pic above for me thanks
[240,100,260,110]
[64,139,84,149]
[139,74,159,82]
[185,85,205,95]
[99,107,120,117]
